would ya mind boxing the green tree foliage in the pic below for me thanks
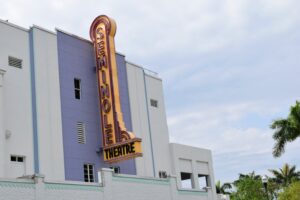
[278,181,300,200]
[267,178,281,200]
[271,101,300,157]
[269,163,300,187]
[215,180,232,194]
[233,171,261,185]
[231,177,268,200]
[230,165,300,200]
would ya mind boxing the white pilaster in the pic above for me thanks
[0,69,6,177]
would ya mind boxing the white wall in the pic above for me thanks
[0,21,65,181]
[31,26,65,181]
[145,74,171,176]
[126,62,155,177]
[0,169,213,200]
[169,143,217,200]
[126,62,171,178]
[0,20,34,178]
[0,69,6,177]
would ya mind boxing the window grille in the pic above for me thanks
[77,122,86,144]
[8,56,22,68]
[84,164,94,182]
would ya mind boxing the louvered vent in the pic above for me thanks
[77,122,86,144]
[8,56,22,68]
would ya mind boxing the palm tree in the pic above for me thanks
[239,171,261,180]
[215,180,232,194]
[271,101,300,157]
[269,163,300,187]
[233,171,261,185]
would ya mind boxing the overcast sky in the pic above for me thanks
[1,0,300,183]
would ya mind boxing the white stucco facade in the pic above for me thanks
[30,26,65,181]
[0,20,34,178]
[126,62,156,177]
[0,20,65,181]
[0,68,6,178]
[170,143,217,199]
[126,62,171,178]
[145,73,172,176]
[0,169,215,200]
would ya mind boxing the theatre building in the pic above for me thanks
[0,16,217,200]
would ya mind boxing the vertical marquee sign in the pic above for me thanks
[90,15,142,163]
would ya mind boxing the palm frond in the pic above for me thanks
[269,163,300,186]
[290,101,300,127]
[272,136,286,157]
[222,183,232,190]
[271,101,300,157]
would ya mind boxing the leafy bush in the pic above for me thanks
[231,177,268,200]
[278,181,300,200]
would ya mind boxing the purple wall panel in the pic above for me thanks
[57,31,136,182]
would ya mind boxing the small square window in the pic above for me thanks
[181,172,194,189]
[150,99,158,108]
[17,157,24,162]
[10,155,24,163]
[198,174,210,189]
[11,156,17,162]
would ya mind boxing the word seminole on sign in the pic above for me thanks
[90,15,142,163]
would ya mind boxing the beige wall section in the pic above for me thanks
[31,26,65,181]
[126,62,155,177]
[169,143,217,200]
[0,20,34,178]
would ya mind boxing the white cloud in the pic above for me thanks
[168,101,275,151]
[168,101,300,181]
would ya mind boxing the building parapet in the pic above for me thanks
[126,60,161,80]
[0,18,28,32]
[0,168,214,200]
